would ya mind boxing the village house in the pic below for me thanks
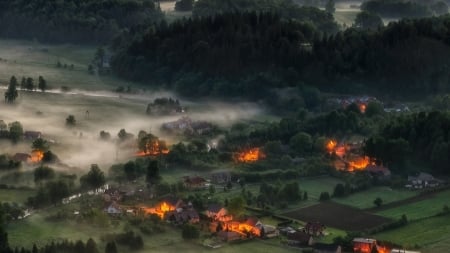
[140,196,187,219]
[365,165,391,180]
[12,153,31,162]
[23,131,42,140]
[209,171,232,184]
[353,238,377,253]
[406,172,443,189]
[303,221,326,236]
[165,208,200,224]
[103,188,125,202]
[104,202,122,215]
[222,216,262,237]
[286,231,313,247]
[161,116,213,136]
[183,176,208,190]
[206,204,233,222]
[216,231,242,242]
[261,224,279,238]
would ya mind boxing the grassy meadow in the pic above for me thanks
[333,186,417,209]
[376,190,450,220]
[374,215,450,252]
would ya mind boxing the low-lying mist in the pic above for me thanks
[0,87,267,170]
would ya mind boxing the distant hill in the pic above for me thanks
[0,0,163,43]
[110,13,450,100]
[193,0,339,34]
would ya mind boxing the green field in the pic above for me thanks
[376,190,450,220]
[374,215,450,252]
[333,186,417,209]
[298,176,344,200]
[7,212,112,248]
[0,39,141,91]
[0,188,35,204]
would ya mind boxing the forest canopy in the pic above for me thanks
[111,13,450,100]
[0,0,163,43]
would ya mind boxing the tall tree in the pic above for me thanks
[8,121,23,143]
[85,238,99,253]
[105,242,117,253]
[38,76,47,92]
[20,77,26,90]
[5,76,18,103]
[146,160,160,184]
[25,77,34,90]
[80,164,105,190]
[325,0,335,13]
[354,11,383,30]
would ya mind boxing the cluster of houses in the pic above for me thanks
[326,96,379,113]
[161,116,214,136]
[11,131,45,164]
[353,238,421,253]
[405,172,444,189]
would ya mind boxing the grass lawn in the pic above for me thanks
[0,188,35,204]
[0,39,140,91]
[298,176,344,201]
[333,186,417,209]
[376,190,450,220]
[373,215,450,252]
[7,212,118,248]
[147,238,299,253]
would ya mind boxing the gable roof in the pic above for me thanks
[161,196,182,207]
[13,153,31,162]
[244,216,260,227]
[207,203,224,213]
[366,165,391,175]
[287,231,311,243]
[185,176,207,185]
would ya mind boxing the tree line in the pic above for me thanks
[364,111,450,176]
[0,0,163,43]
[110,12,450,101]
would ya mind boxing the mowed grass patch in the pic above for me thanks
[298,176,344,200]
[333,186,417,209]
[0,188,34,204]
[7,212,114,248]
[145,238,298,253]
[376,190,450,220]
[0,39,141,91]
[374,215,450,252]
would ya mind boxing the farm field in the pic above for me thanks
[298,176,344,200]
[0,39,129,91]
[376,189,450,220]
[0,188,35,204]
[374,215,450,252]
[333,186,417,209]
[282,202,392,231]
[7,212,115,248]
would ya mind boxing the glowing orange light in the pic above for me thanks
[359,103,367,113]
[135,140,169,157]
[348,156,370,171]
[236,148,265,162]
[326,140,337,153]
[140,201,175,219]
[29,150,44,163]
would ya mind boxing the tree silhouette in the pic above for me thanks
[5,76,18,103]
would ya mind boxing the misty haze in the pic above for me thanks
[0,1,449,253]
